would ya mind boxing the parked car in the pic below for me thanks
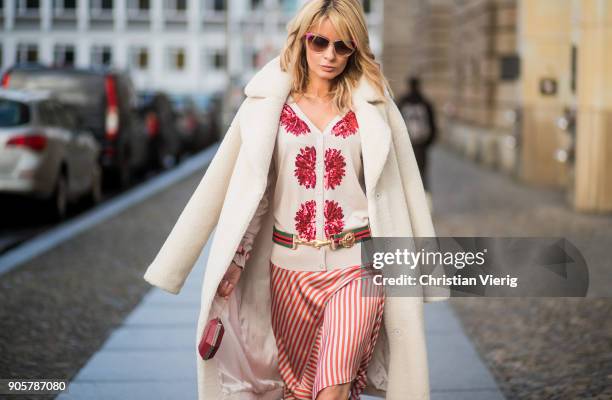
[169,93,215,156]
[0,88,102,220]
[1,64,149,189]
[137,91,182,171]
[202,91,223,143]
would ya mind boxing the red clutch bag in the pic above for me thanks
[198,316,225,360]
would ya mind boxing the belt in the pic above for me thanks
[273,224,372,250]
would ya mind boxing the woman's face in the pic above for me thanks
[304,18,354,82]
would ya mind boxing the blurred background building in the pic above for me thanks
[0,0,381,94]
[383,0,612,213]
[0,0,382,138]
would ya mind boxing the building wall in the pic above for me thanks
[572,0,612,211]
[383,0,612,212]
[519,0,572,188]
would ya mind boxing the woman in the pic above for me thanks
[143,0,449,399]
[218,0,395,398]
[218,2,388,398]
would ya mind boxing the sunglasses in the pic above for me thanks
[303,32,356,57]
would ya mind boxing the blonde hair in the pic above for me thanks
[279,0,394,114]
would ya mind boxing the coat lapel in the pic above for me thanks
[239,55,391,196]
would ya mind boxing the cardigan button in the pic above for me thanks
[375,192,382,199]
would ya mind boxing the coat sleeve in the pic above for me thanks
[231,158,276,269]
[142,102,244,295]
[384,96,450,303]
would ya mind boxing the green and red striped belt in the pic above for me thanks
[273,224,372,250]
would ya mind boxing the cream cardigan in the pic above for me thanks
[232,94,371,271]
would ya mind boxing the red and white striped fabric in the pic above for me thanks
[270,261,385,400]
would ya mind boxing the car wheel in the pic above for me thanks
[118,151,132,189]
[161,152,177,170]
[47,172,68,222]
[88,164,104,206]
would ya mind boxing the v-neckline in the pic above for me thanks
[288,95,342,134]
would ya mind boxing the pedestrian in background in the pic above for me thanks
[397,76,437,211]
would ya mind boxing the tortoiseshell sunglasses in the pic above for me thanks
[303,32,356,57]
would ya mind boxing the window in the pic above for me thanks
[38,100,60,127]
[16,0,40,15]
[167,47,186,71]
[16,43,39,63]
[53,44,76,67]
[53,0,76,14]
[279,0,297,13]
[204,48,225,71]
[50,102,72,129]
[129,46,149,70]
[361,0,371,14]
[215,0,225,11]
[499,54,520,81]
[127,0,149,15]
[90,0,113,16]
[0,99,31,127]
[91,45,112,67]
[570,45,577,94]
[203,0,225,12]
[252,51,258,69]
[166,0,186,13]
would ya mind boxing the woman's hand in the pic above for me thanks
[216,261,243,298]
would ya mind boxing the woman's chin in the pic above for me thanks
[316,70,338,80]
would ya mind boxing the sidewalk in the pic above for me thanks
[57,233,504,400]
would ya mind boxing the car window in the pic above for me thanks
[51,101,72,130]
[9,70,105,109]
[37,100,54,126]
[65,110,78,131]
[0,99,31,127]
[61,105,79,131]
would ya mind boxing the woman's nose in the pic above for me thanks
[323,43,337,60]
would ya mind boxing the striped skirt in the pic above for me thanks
[269,261,385,400]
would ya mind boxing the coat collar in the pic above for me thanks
[243,55,386,103]
[239,54,391,196]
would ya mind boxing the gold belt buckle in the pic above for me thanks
[338,231,356,248]
[292,231,357,250]
[292,235,332,249]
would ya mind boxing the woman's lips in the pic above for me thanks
[321,65,335,71]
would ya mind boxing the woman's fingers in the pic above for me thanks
[226,264,243,285]
[216,263,243,298]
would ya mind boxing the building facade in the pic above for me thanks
[0,0,382,96]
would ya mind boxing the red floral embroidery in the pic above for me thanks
[324,200,344,237]
[295,200,317,240]
[331,110,358,138]
[324,148,345,190]
[294,146,316,188]
[280,104,310,136]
